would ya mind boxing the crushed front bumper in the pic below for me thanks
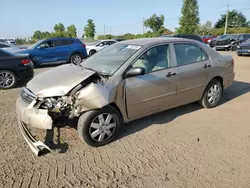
[16,97,53,155]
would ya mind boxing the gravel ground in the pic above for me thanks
[0,52,250,188]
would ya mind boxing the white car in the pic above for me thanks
[86,40,117,56]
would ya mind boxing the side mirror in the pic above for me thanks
[126,67,145,78]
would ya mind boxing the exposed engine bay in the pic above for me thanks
[34,73,108,122]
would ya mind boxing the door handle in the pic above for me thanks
[204,64,212,68]
[166,72,177,77]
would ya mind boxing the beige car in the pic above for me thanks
[16,38,235,155]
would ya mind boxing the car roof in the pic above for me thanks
[46,37,76,40]
[119,37,198,46]
[100,39,117,42]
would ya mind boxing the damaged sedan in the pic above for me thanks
[16,38,235,155]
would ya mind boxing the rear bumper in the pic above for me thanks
[224,72,235,89]
[16,97,53,155]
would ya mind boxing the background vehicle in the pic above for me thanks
[16,37,87,67]
[209,35,229,48]
[16,37,234,155]
[0,42,22,52]
[202,35,217,44]
[160,34,204,43]
[236,38,250,56]
[215,34,250,51]
[0,49,33,89]
[85,39,117,56]
[113,38,126,42]
[6,38,16,45]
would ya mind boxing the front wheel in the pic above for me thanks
[199,79,223,108]
[70,53,83,65]
[77,106,122,147]
[89,50,96,56]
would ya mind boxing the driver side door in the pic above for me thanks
[34,40,57,64]
[125,44,178,120]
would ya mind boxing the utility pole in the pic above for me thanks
[143,17,145,34]
[104,24,106,34]
[224,4,229,35]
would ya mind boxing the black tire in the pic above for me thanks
[89,50,96,56]
[231,45,237,51]
[237,53,242,56]
[0,70,17,89]
[77,105,122,147]
[199,79,223,108]
[70,53,83,65]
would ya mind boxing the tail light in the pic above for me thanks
[82,43,86,48]
[21,58,30,65]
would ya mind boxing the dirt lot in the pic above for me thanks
[0,52,250,188]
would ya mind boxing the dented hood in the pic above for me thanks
[27,64,95,98]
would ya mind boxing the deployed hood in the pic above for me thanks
[27,64,95,98]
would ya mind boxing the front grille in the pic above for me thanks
[20,87,36,105]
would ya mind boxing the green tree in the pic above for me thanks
[199,20,213,34]
[53,23,66,37]
[176,0,200,34]
[84,19,96,38]
[214,10,249,28]
[41,31,51,38]
[67,24,77,38]
[33,30,42,39]
[144,14,165,34]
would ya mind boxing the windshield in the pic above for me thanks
[27,39,45,49]
[81,43,142,76]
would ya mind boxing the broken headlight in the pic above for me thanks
[39,97,70,112]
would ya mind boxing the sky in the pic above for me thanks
[0,0,250,38]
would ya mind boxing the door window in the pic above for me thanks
[174,43,208,66]
[132,44,170,73]
[38,40,55,49]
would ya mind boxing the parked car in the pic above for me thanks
[215,34,250,51]
[236,38,250,56]
[209,35,228,48]
[16,37,235,155]
[15,37,88,67]
[0,49,33,89]
[6,38,16,45]
[85,40,117,56]
[160,34,204,43]
[0,42,22,52]
[202,35,217,44]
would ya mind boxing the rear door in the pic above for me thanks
[173,42,213,105]
[54,39,72,62]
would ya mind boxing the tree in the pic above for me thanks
[84,19,96,38]
[176,0,200,34]
[215,10,249,28]
[199,20,213,34]
[33,30,42,39]
[54,23,65,33]
[144,14,165,34]
[67,24,77,38]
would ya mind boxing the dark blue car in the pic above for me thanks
[16,37,87,67]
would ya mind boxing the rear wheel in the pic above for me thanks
[89,50,96,56]
[199,79,223,108]
[70,53,83,65]
[0,70,17,89]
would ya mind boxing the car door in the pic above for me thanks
[54,39,71,62]
[34,40,57,64]
[125,44,178,120]
[173,43,212,105]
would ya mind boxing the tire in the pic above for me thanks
[0,70,17,89]
[77,105,122,147]
[89,50,96,56]
[237,53,242,56]
[70,53,83,65]
[199,79,223,108]
[231,45,237,51]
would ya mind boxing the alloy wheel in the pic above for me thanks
[71,54,82,65]
[0,71,15,88]
[89,113,117,142]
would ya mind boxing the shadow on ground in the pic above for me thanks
[119,80,250,140]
